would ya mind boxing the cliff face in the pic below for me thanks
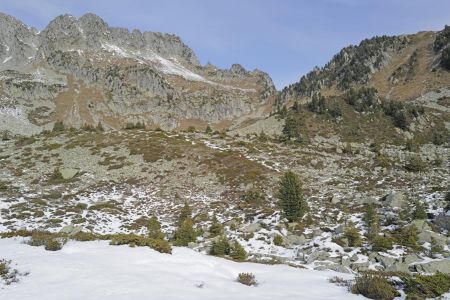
[0,12,276,135]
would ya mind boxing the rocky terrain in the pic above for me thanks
[0,11,450,300]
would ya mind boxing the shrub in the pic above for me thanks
[344,224,362,247]
[187,126,196,133]
[173,219,196,246]
[351,273,399,300]
[412,200,427,220]
[402,273,450,299]
[230,241,247,262]
[205,125,212,134]
[397,226,419,250]
[372,236,394,252]
[45,239,63,251]
[405,155,426,172]
[28,231,66,251]
[208,215,223,237]
[52,121,65,132]
[237,273,257,286]
[109,233,172,254]
[210,236,231,256]
[277,171,308,222]
[273,234,283,246]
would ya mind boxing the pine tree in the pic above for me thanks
[173,219,196,246]
[282,116,302,142]
[344,223,362,247]
[147,216,165,240]
[205,125,212,134]
[177,202,192,226]
[210,236,231,256]
[364,204,380,240]
[412,200,427,220]
[277,171,308,222]
[209,214,223,237]
[230,241,247,261]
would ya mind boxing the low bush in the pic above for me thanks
[351,273,399,300]
[109,233,171,254]
[230,241,247,262]
[273,234,283,246]
[237,272,257,286]
[210,236,231,256]
[402,273,450,299]
[371,236,394,252]
[27,231,66,251]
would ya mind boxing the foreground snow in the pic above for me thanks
[0,238,360,300]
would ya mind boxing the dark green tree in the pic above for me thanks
[282,115,302,142]
[209,214,223,237]
[147,216,165,240]
[230,241,247,261]
[363,204,380,240]
[277,171,308,222]
[173,219,196,246]
[177,202,192,226]
[412,200,427,220]
[442,47,450,70]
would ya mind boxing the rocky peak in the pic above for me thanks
[230,63,247,75]
[0,12,38,71]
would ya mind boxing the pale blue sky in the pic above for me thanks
[0,0,449,89]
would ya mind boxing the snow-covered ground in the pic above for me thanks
[0,238,359,300]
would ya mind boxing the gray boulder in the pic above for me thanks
[307,250,330,264]
[435,213,450,231]
[241,223,261,234]
[60,168,79,180]
[411,259,450,274]
[383,191,406,209]
[284,234,307,248]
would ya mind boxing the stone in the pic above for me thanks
[59,225,82,236]
[187,242,197,249]
[435,213,450,231]
[60,168,78,180]
[417,231,448,246]
[284,234,307,248]
[355,197,379,205]
[202,232,211,238]
[241,223,261,234]
[377,255,396,268]
[412,220,431,232]
[411,259,450,274]
[312,228,323,237]
[334,225,345,235]
[330,196,340,204]
[307,250,330,264]
[383,191,406,209]
[351,262,370,272]
[386,261,410,273]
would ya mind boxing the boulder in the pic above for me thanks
[411,259,450,274]
[383,191,406,209]
[377,255,396,268]
[412,220,431,232]
[330,196,340,204]
[351,262,370,272]
[59,225,82,236]
[307,250,330,264]
[386,261,410,273]
[60,168,78,180]
[417,231,448,247]
[241,223,261,234]
[284,234,307,248]
[435,213,450,231]
[355,197,379,205]
[334,225,345,235]
[187,242,197,249]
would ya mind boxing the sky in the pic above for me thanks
[0,0,449,89]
